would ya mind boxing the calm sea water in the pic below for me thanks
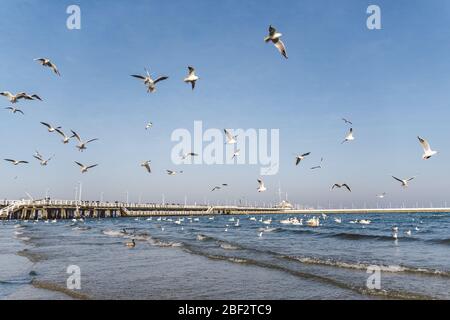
[1,212,450,300]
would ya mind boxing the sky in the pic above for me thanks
[1,0,450,208]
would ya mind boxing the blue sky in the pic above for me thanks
[1,0,450,207]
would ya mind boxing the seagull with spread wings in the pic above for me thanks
[34,58,60,76]
[264,25,288,59]
[1,91,42,104]
[55,128,71,144]
[392,176,415,188]
[224,129,238,144]
[257,179,267,192]
[140,160,151,173]
[342,118,353,125]
[331,184,351,192]
[5,106,24,115]
[417,136,437,160]
[33,151,54,166]
[183,66,199,90]
[40,122,61,133]
[75,162,98,173]
[310,157,324,170]
[295,152,311,166]
[131,68,168,93]
[342,128,354,144]
[181,152,198,160]
[166,170,183,176]
[4,159,29,166]
[70,130,98,152]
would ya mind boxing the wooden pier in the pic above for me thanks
[0,200,449,220]
[0,199,282,220]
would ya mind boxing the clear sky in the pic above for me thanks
[1,0,450,208]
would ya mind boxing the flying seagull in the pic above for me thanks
[232,149,240,160]
[342,128,354,144]
[181,152,198,160]
[131,68,168,93]
[392,176,415,188]
[376,192,387,199]
[75,161,98,173]
[264,25,288,59]
[224,129,238,144]
[145,122,153,130]
[34,58,60,76]
[183,66,199,90]
[257,179,267,192]
[211,186,221,192]
[310,157,324,170]
[166,170,183,176]
[331,184,351,192]
[4,159,29,166]
[40,122,61,132]
[5,106,24,115]
[0,91,42,104]
[295,152,311,166]
[140,160,151,173]
[33,151,54,166]
[417,136,437,160]
[55,128,71,144]
[342,118,353,125]
[70,130,98,152]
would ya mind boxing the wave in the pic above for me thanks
[281,255,450,278]
[0,278,32,285]
[427,238,450,245]
[181,246,433,300]
[328,232,417,242]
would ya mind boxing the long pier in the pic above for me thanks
[0,200,449,220]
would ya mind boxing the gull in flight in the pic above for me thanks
[331,183,351,192]
[224,129,238,144]
[33,151,54,166]
[392,176,415,188]
[34,58,60,76]
[75,162,98,173]
[4,159,29,166]
[417,136,437,160]
[232,149,240,160]
[211,184,228,192]
[40,122,61,133]
[0,91,42,104]
[257,179,267,192]
[5,106,24,115]
[376,192,387,199]
[181,152,198,160]
[264,25,288,59]
[55,128,71,144]
[341,128,354,144]
[140,160,151,173]
[295,152,311,166]
[310,157,324,170]
[183,66,199,90]
[342,118,353,125]
[145,122,153,130]
[70,130,99,152]
[131,68,168,93]
[166,170,183,176]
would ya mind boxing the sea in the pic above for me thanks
[1,212,449,300]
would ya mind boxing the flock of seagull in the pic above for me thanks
[1,25,440,203]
